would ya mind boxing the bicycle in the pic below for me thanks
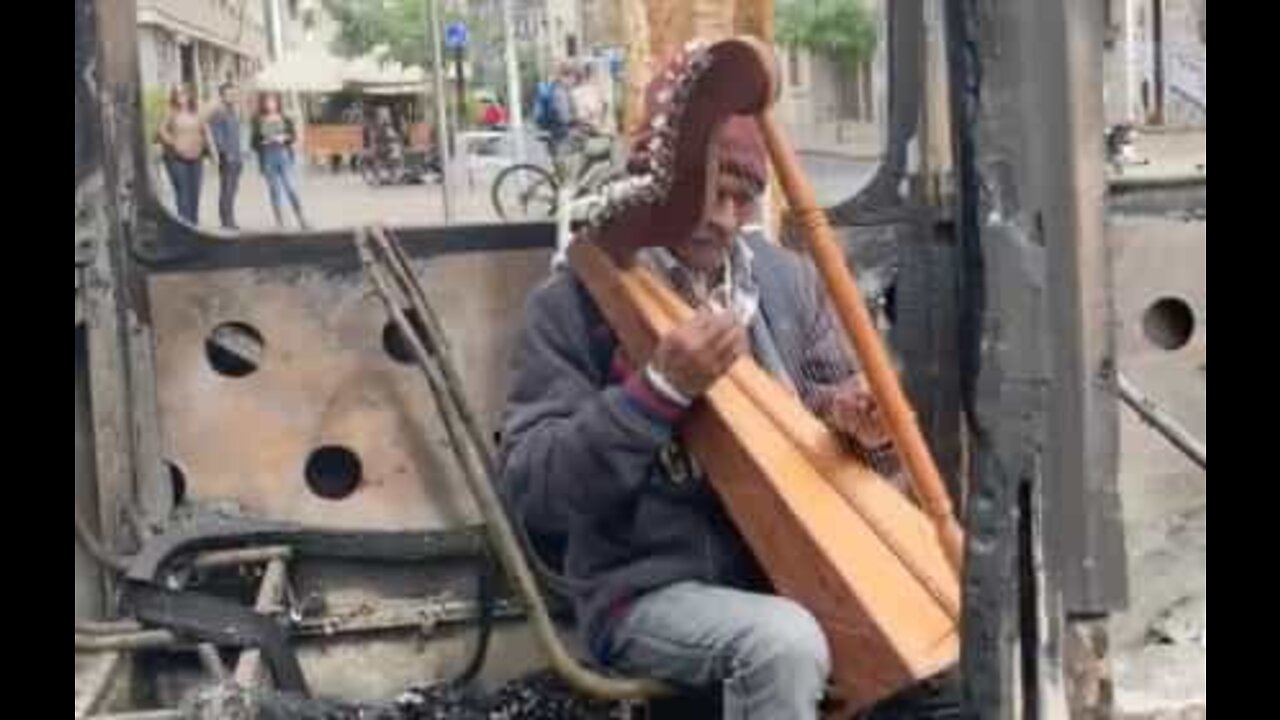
[490,129,619,222]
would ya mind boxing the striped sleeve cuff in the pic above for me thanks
[621,373,689,426]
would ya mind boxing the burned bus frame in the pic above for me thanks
[76,0,1155,716]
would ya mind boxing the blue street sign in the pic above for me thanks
[445,22,469,51]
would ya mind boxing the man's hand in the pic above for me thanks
[829,374,893,450]
[652,311,749,399]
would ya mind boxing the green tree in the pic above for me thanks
[323,0,434,67]
[776,0,878,72]
[324,1,513,84]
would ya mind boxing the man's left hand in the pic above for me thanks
[828,374,893,450]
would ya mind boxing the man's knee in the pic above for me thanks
[743,598,831,683]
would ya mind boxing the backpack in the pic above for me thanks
[533,81,565,132]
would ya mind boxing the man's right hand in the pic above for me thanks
[652,311,749,399]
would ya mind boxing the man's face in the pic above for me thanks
[669,171,757,274]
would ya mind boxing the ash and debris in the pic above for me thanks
[184,672,629,720]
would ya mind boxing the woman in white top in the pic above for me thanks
[157,85,212,224]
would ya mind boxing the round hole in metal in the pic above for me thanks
[305,446,363,501]
[382,309,436,365]
[1142,297,1196,351]
[205,322,266,378]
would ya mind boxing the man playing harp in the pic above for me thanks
[500,53,956,720]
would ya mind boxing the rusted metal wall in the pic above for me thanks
[149,246,552,530]
[1110,216,1205,360]
[1107,206,1206,719]
[130,228,558,699]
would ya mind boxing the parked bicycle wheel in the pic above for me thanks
[492,164,559,221]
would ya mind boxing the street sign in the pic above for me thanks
[445,22,469,51]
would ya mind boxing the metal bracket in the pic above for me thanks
[126,582,309,695]
[116,517,490,700]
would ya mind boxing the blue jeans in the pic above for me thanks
[607,582,832,720]
[164,156,203,225]
[260,147,307,228]
[218,160,242,230]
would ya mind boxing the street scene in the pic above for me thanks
[138,0,894,233]
[76,1,1205,718]
[152,135,882,230]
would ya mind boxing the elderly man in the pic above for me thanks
[500,104,957,717]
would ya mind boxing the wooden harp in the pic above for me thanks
[567,38,963,712]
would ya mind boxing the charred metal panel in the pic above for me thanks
[949,0,1130,715]
[75,0,96,186]
[1032,0,1127,620]
[80,0,172,547]
[890,222,965,503]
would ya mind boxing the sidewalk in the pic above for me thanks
[153,162,502,234]
[787,121,883,161]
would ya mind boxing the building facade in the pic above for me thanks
[1103,0,1206,127]
[137,0,319,101]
